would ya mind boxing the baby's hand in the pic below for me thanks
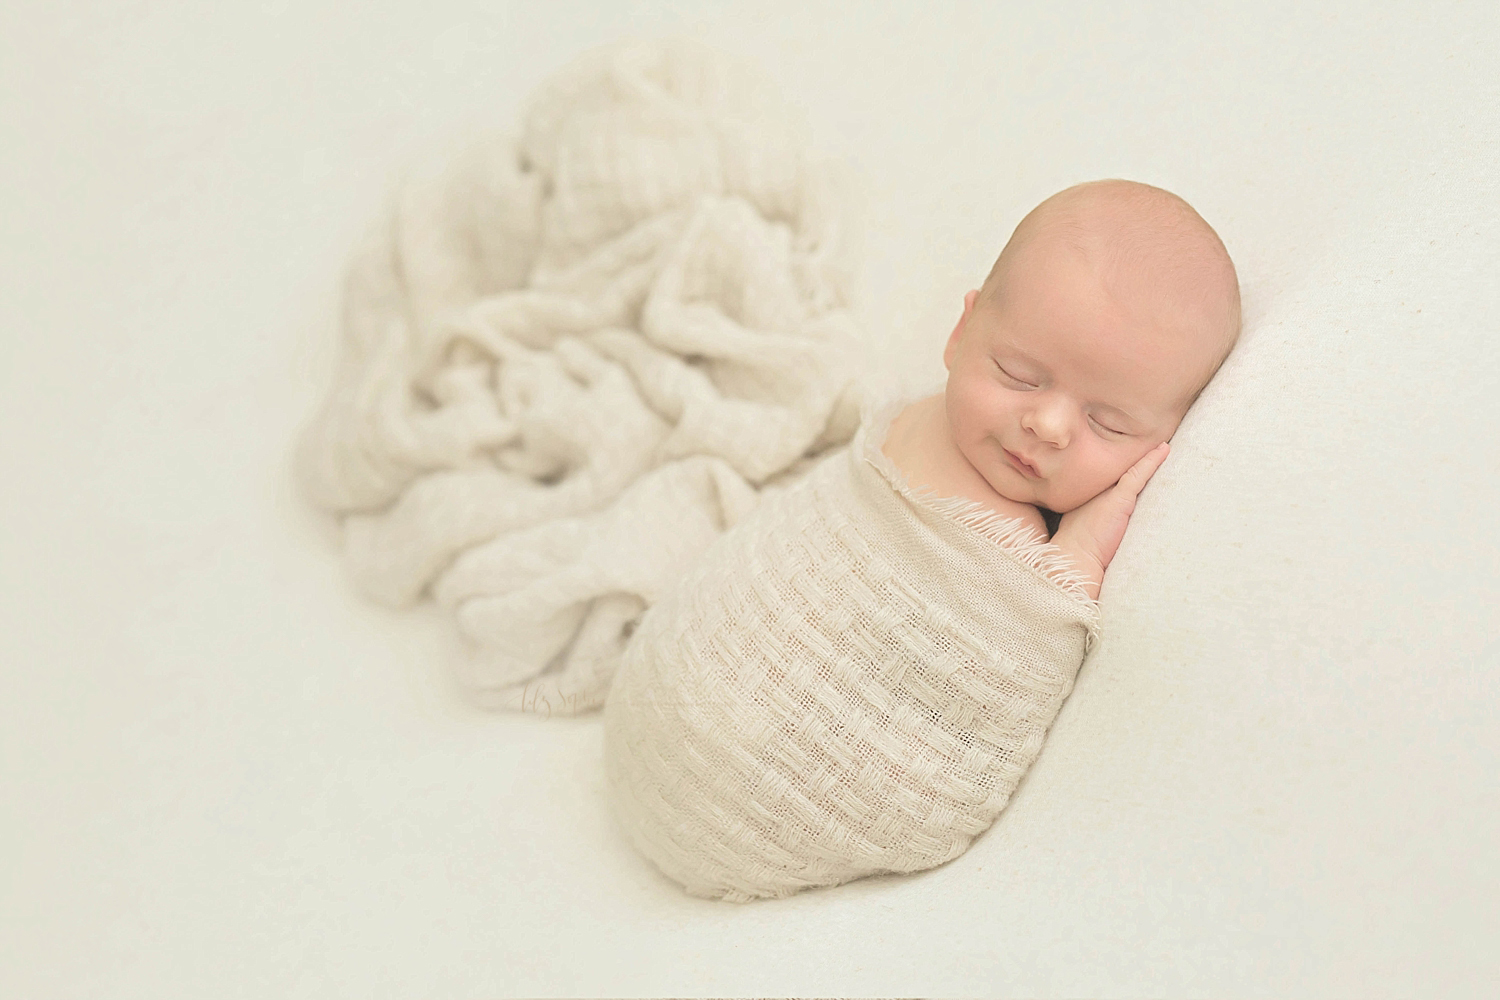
[1050,443,1170,602]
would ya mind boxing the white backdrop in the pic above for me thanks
[3,1,1497,997]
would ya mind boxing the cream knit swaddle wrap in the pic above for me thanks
[604,399,1102,902]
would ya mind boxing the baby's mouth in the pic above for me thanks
[1003,448,1040,478]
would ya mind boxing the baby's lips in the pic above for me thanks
[1003,448,1040,477]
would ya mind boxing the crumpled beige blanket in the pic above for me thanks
[603,398,1101,901]
[296,38,862,713]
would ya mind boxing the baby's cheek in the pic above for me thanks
[946,388,984,443]
[961,385,1006,438]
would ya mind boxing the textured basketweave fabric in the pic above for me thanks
[604,399,1102,902]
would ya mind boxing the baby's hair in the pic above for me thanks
[980,179,1241,411]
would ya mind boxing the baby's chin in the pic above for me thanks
[990,475,1084,515]
[1033,488,1108,516]
[986,475,1047,511]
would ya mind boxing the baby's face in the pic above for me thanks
[943,237,1213,514]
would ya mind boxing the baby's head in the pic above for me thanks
[943,179,1240,514]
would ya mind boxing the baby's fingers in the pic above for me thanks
[1117,442,1170,497]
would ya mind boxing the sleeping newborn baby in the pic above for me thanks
[883,179,1241,600]
[603,179,1241,902]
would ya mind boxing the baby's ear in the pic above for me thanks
[943,290,980,370]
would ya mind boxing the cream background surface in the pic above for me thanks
[3,1,1497,997]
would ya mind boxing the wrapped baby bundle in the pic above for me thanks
[604,400,1102,901]
[297,35,1103,901]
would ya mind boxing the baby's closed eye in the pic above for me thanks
[994,361,1034,387]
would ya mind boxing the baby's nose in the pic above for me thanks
[1024,400,1072,446]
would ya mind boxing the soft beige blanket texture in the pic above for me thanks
[604,400,1101,901]
[296,38,861,712]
